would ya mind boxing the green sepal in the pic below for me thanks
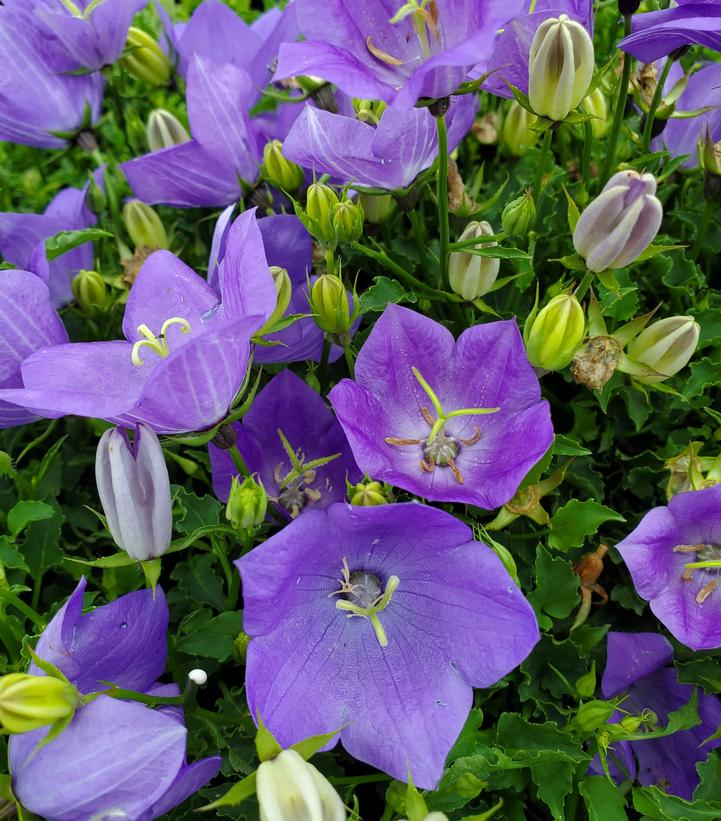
[141,558,161,596]
[255,713,283,762]
[404,772,429,821]
[562,185,581,234]
[199,771,257,811]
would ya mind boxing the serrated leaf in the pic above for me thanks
[7,501,54,540]
[553,435,591,456]
[580,776,628,820]
[528,545,579,629]
[358,276,417,314]
[45,228,111,261]
[176,610,243,661]
[548,500,625,551]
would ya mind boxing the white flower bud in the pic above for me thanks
[147,109,190,152]
[448,221,499,301]
[573,170,663,272]
[626,316,700,384]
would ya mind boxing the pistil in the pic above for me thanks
[131,317,192,366]
[330,559,399,647]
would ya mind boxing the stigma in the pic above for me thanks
[131,317,192,366]
[330,558,399,647]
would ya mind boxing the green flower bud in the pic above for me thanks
[572,699,615,733]
[0,673,79,734]
[350,480,388,506]
[698,127,721,202]
[332,199,364,245]
[575,663,596,698]
[122,199,169,251]
[353,98,388,126]
[448,220,500,301]
[226,475,268,530]
[257,266,293,336]
[21,168,42,195]
[305,183,339,246]
[0,451,12,476]
[624,316,700,384]
[121,27,171,86]
[71,269,107,316]
[87,175,107,215]
[502,190,536,237]
[526,294,586,371]
[147,109,190,152]
[582,86,609,139]
[358,193,395,224]
[233,631,251,663]
[310,274,351,335]
[261,140,305,191]
[501,100,538,156]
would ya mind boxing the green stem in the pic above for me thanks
[582,120,593,190]
[533,128,554,205]
[319,336,331,381]
[0,610,19,665]
[15,419,58,466]
[435,112,450,288]
[0,589,46,630]
[689,200,715,262]
[574,270,595,302]
[600,16,633,185]
[213,538,238,611]
[343,344,356,379]
[641,56,674,154]
[228,445,250,478]
[101,687,184,707]
[408,208,428,275]
[449,232,505,251]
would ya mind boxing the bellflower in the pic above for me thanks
[592,632,721,800]
[283,95,475,190]
[238,502,540,787]
[329,304,554,509]
[10,578,220,820]
[273,0,528,109]
[0,182,97,307]
[619,1,721,63]
[616,484,721,651]
[0,270,68,429]
[0,5,103,148]
[209,370,360,517]
[0,210,275,434]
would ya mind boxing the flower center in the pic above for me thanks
[366,0,439,66]
[384,366,499,484]
[330,558,399,647]
[675,542,721,603]
[131,317,192,366]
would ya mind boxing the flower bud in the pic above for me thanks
[582,85,609,139]
[618,0,641,15]
[358,193,395,224]
[526,294,586,371]
[625,316,700,384]
[226,475,268,530]
[528,15,594,121]
[95,424,173,561]
[350,480,388,506]
[256,749,346,821]
[147,109,190,152]
[502,190,536,237]
[698,127,721,203]
[572,699,616,733]
[0,451,12,476]
[573,170,663,272]
[123,199,169,251]
[310,274,351,335]
[575,665,596,698]
[71,269,107,316]
[332,199,364,245]
[261,140,305,191]
[353,98,387,126]
[87,175,107,214]
[305,183,340,247]
[501,100,538,156]
[448,220,500,301]
[0,673,78,734]
[121,27,171,86]
[257,267,293,337]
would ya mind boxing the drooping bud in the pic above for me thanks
[95,424,173,561]
[257,266,293,337]
[147,109,190,152]
[121,27,171,87]
[528,15,594,121]
[256,749,346,821]
[582,86,609,139]
[310,274,351,335]
[350,480,388,506]
[501,100,538,156]
[304,183,340,247]
[573,170,663,272]
[623,316,700,384]
[226,474,268,530]
[261,140,305,191]
[502,190,536,237]
[332,199,364,245]
[448,220,500,301]
[525,294,586,371]
[358,193,395,224]
[71,269,107,316]
[0,673,79,734]
[122,199,169,251]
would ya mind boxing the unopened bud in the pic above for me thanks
[257,266,293,336]
[573,170,662,272]
[226,475,268,530]
[123,199,169,251]
[501,100,538,156]
[87,175,107,214]
[575,665,597,698]
[305,183,339,247]
[502,190,536,237]
[310,274,351,335]
[582,86,609,139]
[121,27,171,86]
[572,699,615,733]
[350,481,388,506]
[618,0,641,15]
[332,199,364,245]
[448,220,500,301]
[624,316,700,384]
[0,451,12,476]
[358,193,395,224]
[698,127,721,202]
[0,673,78,734]
[526,294,585,371]
[147,109,190,152]
[261,140,305,191]
[71,269,107,316]
[528,15,594,121]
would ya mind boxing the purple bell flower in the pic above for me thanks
[616,484,721,651]
[210,369,361,517]
[591,632,721,800]
[237,502,539,787]
[9,578,220,820]
[329,304,554,508]
[283,95,476,190]
[0,210,275,434]
[0,270,68,429]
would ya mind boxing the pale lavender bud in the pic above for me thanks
[448,220,500,300]
[573,170,663,272]
[95,424,172,561]
[625,316,700,384]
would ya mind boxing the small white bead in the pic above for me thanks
[188,668,208,686]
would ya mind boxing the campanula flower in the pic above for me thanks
[238,502,539,787]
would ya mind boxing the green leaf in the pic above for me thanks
[200,771,257,811]
[7,501,54,540]
[562,185,581,233]
[580,776,628,820]
[495,713,588,765]
[170,553,226,611]
[696,753,721,803]
[632,785,721,820]
[553,435,591,456]
[0,536,29,572]
[44,228,112,261]
[528,545,579,630]
[23,509,64,577]
[548,500,625,551]
[176,610,243,661]
[556,253,586,271]
[173,487,222,535]
[358,276,417,314]
[464,246,530,260]
[530,759,574,820]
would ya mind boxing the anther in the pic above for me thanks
[448,459,463,484]
[459,427,481,446]
[696,579,718,604]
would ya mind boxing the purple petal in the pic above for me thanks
[620,5,721,62]
[601,632,674,698]
[144,756,222,819]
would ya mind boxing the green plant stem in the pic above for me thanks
[448,231,505,251]
[600,15,633,184]
[408,208,428,275]
[0,611,19,665]
[581,120,593,189]
[641,56,674,154]
[213,537,238,610]
[319,336,331,380]
[0,589,46,629]
[435,112,450,288]
[574,271,595,302]
[228,445,250,478]
[689,200,715,262]
[15,419,58,466]
[533,128,554,205]
[343,344,355,379]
